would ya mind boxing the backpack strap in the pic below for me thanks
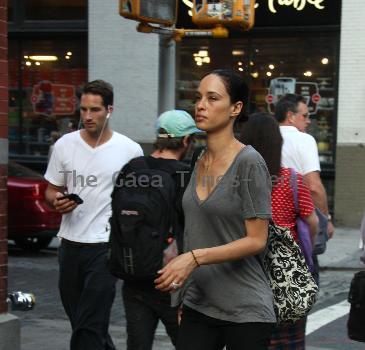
[111,156,149,199]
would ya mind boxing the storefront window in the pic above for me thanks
[177,34,338,207]
[25,0,87,21]
[9,38,87,170]
[177,35,338,164]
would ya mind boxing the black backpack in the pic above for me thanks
[347,271,365,342]
[108,156,180,281]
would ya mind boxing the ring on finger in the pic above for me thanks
[171,281,181,290]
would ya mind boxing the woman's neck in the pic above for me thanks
[206,128,239,158]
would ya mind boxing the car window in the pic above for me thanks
[8,162,43,179]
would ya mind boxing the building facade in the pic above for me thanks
[7,0,365,227]
[1,1,20,348]
[334,0,365,226]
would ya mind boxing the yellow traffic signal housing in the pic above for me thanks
[119,0,178,26]
[192,0,255,30]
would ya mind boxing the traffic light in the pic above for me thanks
[119,0,178,26]
[192,0,256,30]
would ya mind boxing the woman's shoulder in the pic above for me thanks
[236,145,266,167]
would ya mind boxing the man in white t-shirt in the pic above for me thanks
[274,94,334,282]
[45,80,143,350]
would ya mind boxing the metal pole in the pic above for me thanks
[158,35,176,115]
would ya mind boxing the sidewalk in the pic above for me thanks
[317,227,364,270]
[14,226,365,350]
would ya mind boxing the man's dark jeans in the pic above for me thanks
[122,281,179,350]
[58,240,117,350]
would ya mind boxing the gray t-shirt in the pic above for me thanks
[181,146,276,323]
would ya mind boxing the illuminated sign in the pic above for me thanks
[268,0,325,14]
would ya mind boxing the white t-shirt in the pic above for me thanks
[280,126,320,175]
[45,130,143,243]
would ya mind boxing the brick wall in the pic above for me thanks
[334,0,365,226]
[0,0,8,314]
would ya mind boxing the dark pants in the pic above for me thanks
[177,306,274,350]
[122,282,179,350]
[58,240,117,350]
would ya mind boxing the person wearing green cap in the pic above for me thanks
[120,109,199,350]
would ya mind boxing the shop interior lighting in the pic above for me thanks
[250,61,254,66]
[23,55,29,59]
[251,72,259,78]
[266,71,272,77]
[29,55,58,61]
[304,71,313,77]
[67,51,73,56]
[254,3,259,8]
[269,64,275,70]
[65,55,71,60]
[193,50,210,66]
[238,62,243,66]
[198,50,208,57]
[25,61,32,66]
[35,62,41,66]
[188,10,192,16]
[232,50,244,56]
[321,58,329,65]
[238,67,244,72]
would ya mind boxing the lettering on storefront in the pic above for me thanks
[268,0,325,14]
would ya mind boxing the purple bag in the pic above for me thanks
[290,169,314,272]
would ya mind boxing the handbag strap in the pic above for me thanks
[289,168,300,215]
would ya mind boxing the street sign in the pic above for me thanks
[295,82,321,114]
[312,93,321,104]
[266,78,321,115]
[265,94,274,104]
[31,81,76,117]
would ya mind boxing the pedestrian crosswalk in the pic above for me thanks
[306,299,350,335]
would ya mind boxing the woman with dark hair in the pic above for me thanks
[240,112,318,350]
[155,70,276,350]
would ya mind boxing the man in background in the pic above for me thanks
[274,93,334,282]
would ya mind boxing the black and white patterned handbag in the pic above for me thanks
[261,224,319,325]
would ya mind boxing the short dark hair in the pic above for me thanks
[240,112,282,177]
[203,69,249,122]
[153,128,191,151]
[274,94,307,123]
[82,80,113,108]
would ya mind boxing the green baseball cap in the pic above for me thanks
[155,110,201,138]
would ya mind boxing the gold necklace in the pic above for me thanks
[202,151,227,174]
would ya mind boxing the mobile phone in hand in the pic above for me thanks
[59,193,83,204]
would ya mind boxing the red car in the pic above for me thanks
[8,162,61,251]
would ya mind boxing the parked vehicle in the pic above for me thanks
[8,162,61,251]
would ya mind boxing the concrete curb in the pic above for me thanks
[0,313,20,350]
